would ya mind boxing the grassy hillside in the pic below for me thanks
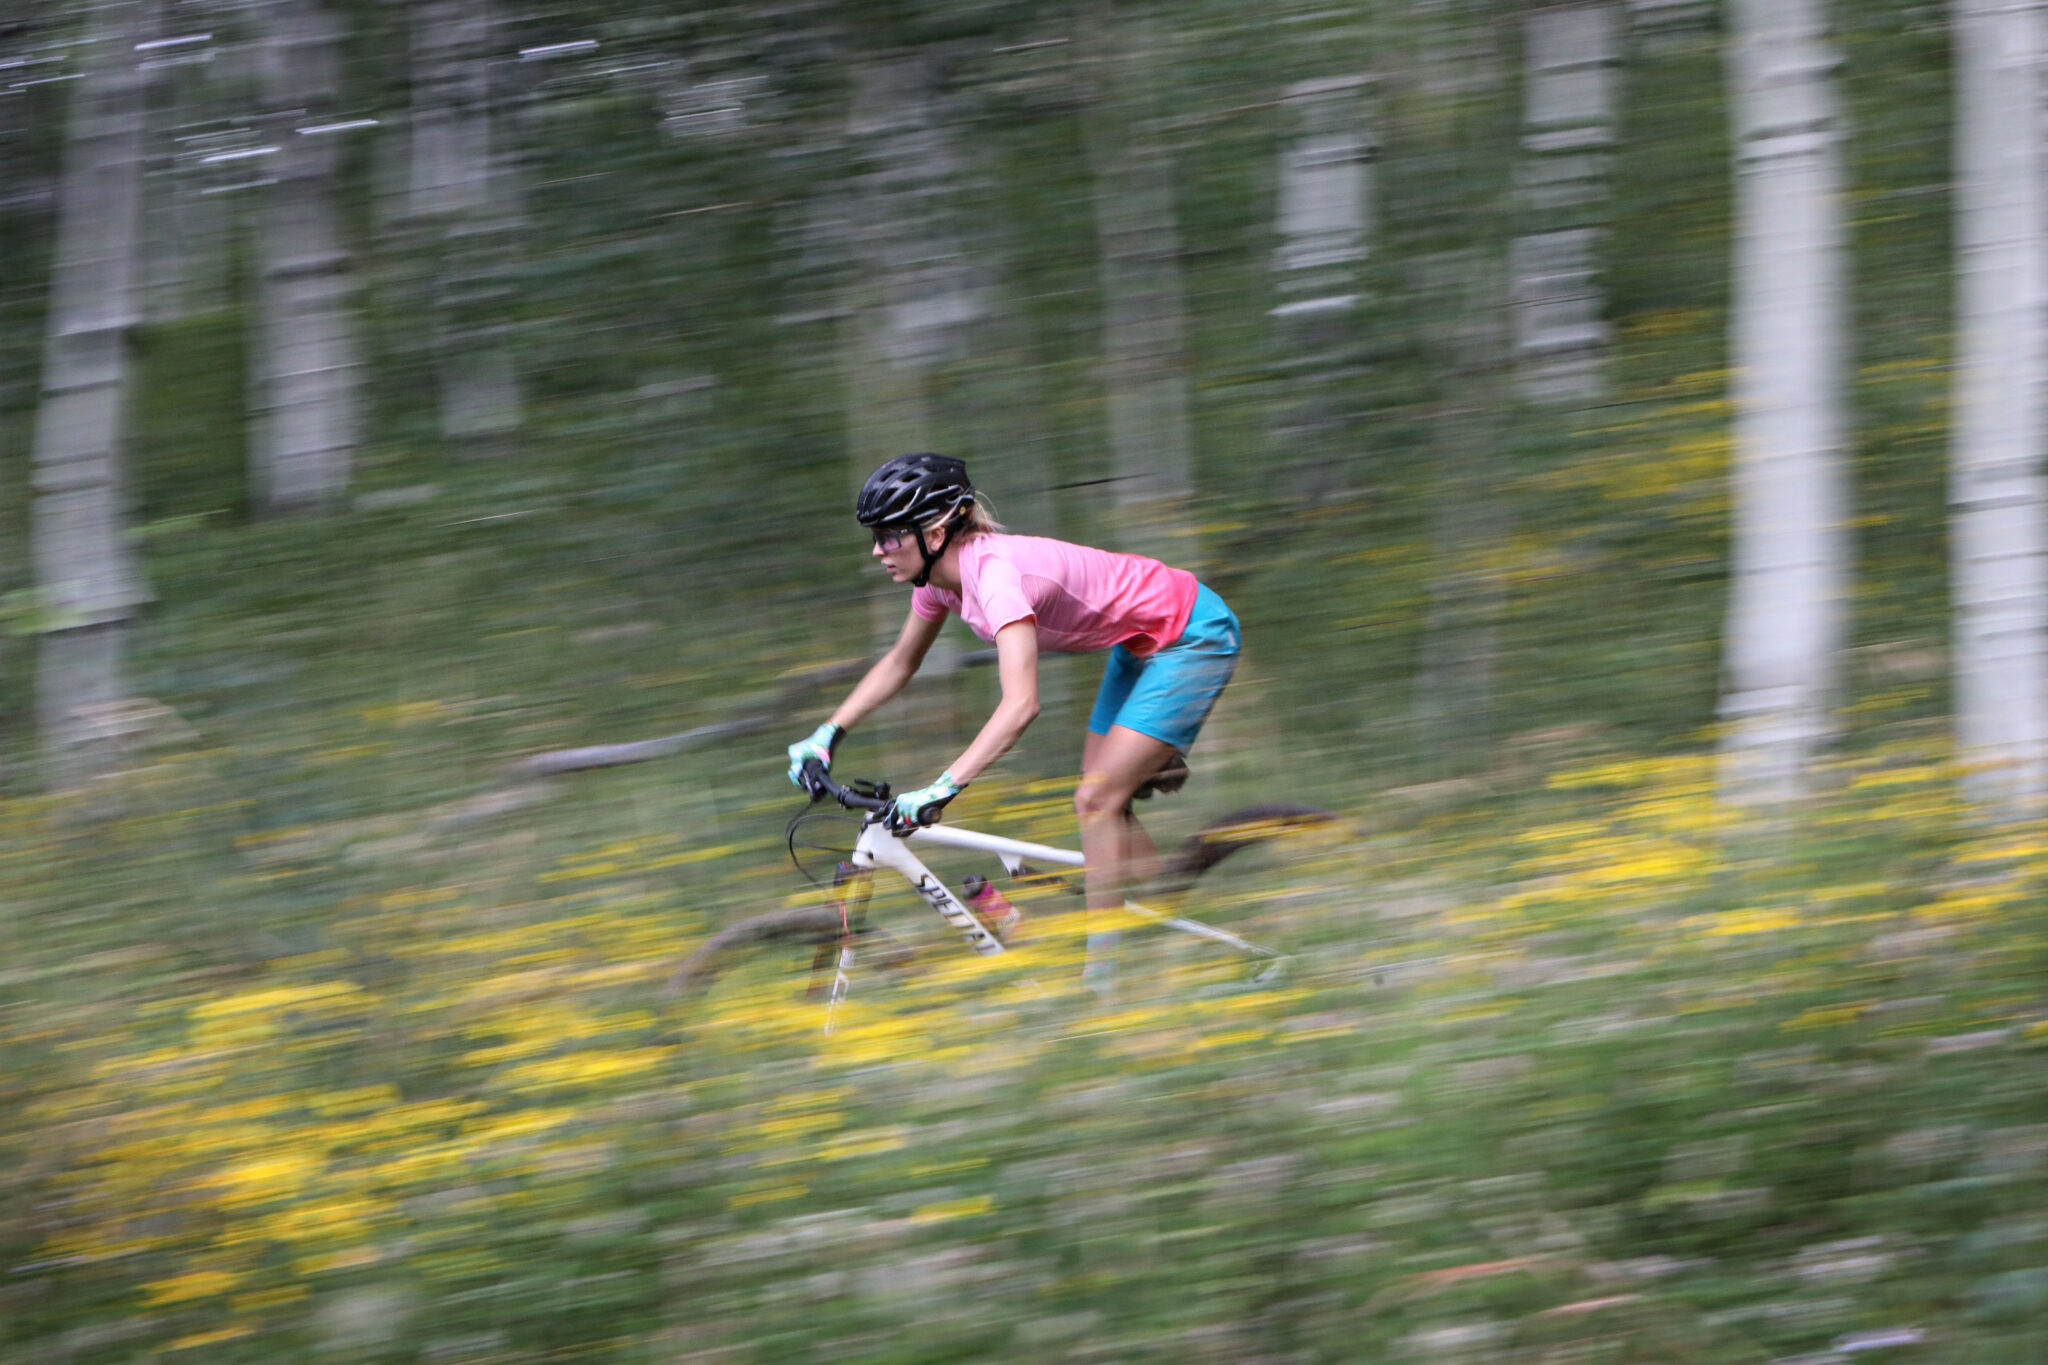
[2,2,2039,1361]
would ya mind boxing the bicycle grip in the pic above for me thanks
[799,757,830,800]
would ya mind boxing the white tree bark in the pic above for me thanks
[837,57,980,750]
[1271,74,1373,499]
[843,58,980,394]
[837,55,978,525]
[139,35,230,323]
[1274,76,1373,283]
[1951,0,2048,813]
[1625,0,1715,46]
[1413,250,1512,776]
[411,0,522,441]
[31,0,153,789]
[1717,0,1850,808]
[1406,4,1512,776]
[410,0,490,217]
[250,0,362,512]
[1513,4,1619,402]
[1085,6,1198,567]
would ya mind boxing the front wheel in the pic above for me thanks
[666,907,914,999]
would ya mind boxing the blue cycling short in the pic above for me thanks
[1086,583,1240,752]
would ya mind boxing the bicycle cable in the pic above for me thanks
[786,805,865,888]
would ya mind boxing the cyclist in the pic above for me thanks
[787,452,1240,983]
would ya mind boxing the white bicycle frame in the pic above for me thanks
[821,817,1282,1031]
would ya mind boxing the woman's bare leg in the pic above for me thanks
[1077,726,1180,987]
[1079,730,1166,892]
[1121,808,1161,889]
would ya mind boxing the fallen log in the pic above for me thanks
[512,658,868,778]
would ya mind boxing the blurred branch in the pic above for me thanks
[512,718,773,778]
[660,199,759,218]
[512,659,869,777]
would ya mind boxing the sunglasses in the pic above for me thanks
[872,527,915,552]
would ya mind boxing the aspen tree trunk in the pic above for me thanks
[411,0,522,442]
[954,222,1075,719]
[842,58,979,431]
[838,57,980,759]
[1950,0,2048,813]
[250,0,361,512]
[139,36,229,323]
[1625,0,1715,47]
[956,289,1060,540]
[1513,4,1619,402]
[1717,0,1849,809]
[948,182,1059,541]
[1271,74,1374,501]
[1084,5,1199,568]
[1414,252,1512,777]
[31,0,153,789]
[150,44,256,321]
[1410,6,1512,777]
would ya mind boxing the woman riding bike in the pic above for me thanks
[786,453,1240,985]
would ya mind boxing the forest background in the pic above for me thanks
[6,0,2048,1361]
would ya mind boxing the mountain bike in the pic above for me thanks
[668,759,1336,1030]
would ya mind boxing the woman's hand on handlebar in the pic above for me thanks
[798,759,888,812]
[797,761,955,828]
[786,722,843,790]
[884,771,963,835]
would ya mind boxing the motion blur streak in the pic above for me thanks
[0,2,2039,1361]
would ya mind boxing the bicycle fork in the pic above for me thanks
[820,862,872,1036]
[816,828,1011,1035]
[823,942,857,1034]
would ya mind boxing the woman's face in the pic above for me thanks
[872,525,937,583]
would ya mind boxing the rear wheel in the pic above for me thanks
[1150,804,1339,894]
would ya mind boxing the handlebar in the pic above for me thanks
[800,759,892,814]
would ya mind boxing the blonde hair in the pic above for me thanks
[961,494,1006,536]
[930,493,1005,539]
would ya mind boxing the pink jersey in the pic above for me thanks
[911,533,1199,656]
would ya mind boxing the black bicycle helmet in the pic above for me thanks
[856,453,976,587]
[856,453,974,530]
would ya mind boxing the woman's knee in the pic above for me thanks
[1074,771,1136,820]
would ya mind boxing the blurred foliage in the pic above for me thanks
[9,751,2048,1360]
[0,0,2024,1360]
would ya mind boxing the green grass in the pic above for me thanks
[9,749,2048,1361]
[0,1,2039,1359]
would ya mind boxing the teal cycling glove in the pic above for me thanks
[786,722,844,790]
[886,771,963,834]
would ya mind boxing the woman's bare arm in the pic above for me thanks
[827,608,946,734]
[943,619,1040,785]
